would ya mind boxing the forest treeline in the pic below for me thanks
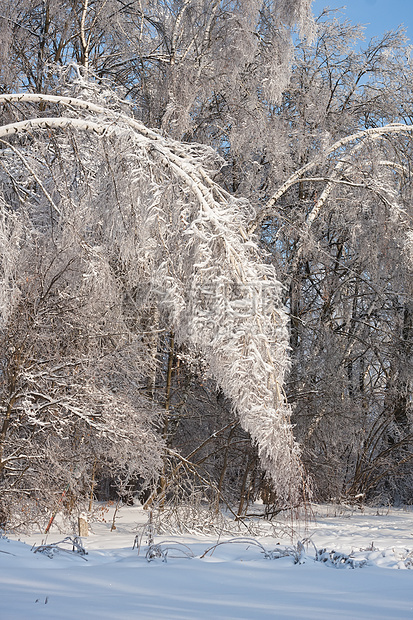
[0,0,412,531]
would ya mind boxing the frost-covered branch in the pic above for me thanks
[0,89,305,505]
[250,123,413,233]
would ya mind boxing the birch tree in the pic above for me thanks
[0,75,308,526]
[249,13,413,502]
[1,3,411,520]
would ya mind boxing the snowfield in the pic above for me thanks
[1,504,412,619]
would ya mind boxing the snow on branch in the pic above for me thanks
[0,91,304,504]
[250,122,413,233]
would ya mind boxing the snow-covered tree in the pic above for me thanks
[247,12,413,502]
[1,3,412,525]
[0,72,308,526]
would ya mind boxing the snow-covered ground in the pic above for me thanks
[1,503,412,619]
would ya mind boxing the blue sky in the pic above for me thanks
[310,0,412,41]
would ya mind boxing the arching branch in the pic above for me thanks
[0,91,305,504]
[249,122,413,233]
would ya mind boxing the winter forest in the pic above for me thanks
[0,0,412,533]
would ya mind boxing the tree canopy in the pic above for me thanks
[0,1,412,529]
